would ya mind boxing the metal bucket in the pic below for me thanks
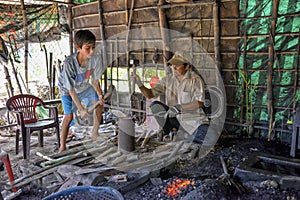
[118,117,135,153]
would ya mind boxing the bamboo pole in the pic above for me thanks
[223,68,299,72]
[228,104,296,111]
[20,0,28,89]
[88,48,298,56]
[115,37,120,107]
[67,0,73,54]
[9,54,22,94]
[3,65,14,97]
[267,0,279,141]
[158,0,171,72]
[225,84,300,89]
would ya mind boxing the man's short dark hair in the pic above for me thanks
[74,30,96,48]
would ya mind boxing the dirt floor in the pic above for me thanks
[0,128,300,200]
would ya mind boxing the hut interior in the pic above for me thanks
[0,0,300,199]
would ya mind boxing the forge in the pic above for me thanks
[234,152,300,190]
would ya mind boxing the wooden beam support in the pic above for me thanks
[267,0,279,141]
[98,0,109,90]
[213,1,221,73]
[158,0,172,73]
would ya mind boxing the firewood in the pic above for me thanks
[36,152,53,161]
[111,154,127,165]
[168,141,184,159]
[94,147,116,161]
[136,130,147,143]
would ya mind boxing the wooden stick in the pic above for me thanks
[168,141,184,159]
[136,130,147,143]
[220,156,229,175]
[141,130,154,148]
[36,152,53,161]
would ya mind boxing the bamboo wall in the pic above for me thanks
[71,0,300,140]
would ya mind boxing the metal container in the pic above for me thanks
[118,117,135,153]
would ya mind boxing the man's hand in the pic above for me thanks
[79,108,89,118]
[164,104,182,118]
[98,95,106,105]
[130,73,143,87]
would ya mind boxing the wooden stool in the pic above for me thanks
[290,107,300,157]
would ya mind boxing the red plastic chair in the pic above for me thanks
[6,94,60,159]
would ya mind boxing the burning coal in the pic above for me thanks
[166,178,195,198]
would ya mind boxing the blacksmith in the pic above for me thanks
[131,52,216,145]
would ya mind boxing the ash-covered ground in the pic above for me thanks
[123,138,300,200]
[1,133,300,200]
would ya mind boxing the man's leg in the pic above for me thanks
[59,95,73,152]
[92,102,103,140]
[150,101,180,135]
[193,124,218,146]
[59,113,73,152]
[80,87,102,140]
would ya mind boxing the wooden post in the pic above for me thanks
[20,0,29,89]
[240,36,247,127]
[158,0,172,73]
[267,0,279,141]
[292,34,300,112]
[98,0,109,91]
[67,0,73,54]
[213,1,221,73]
[125,0,134,95]
[49,52,53,99]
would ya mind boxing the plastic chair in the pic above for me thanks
[6,94,60,159]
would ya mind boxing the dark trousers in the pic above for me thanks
[150,101,180,134]
[150,101,213,145]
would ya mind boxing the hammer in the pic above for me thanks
[75,85,115,125]
[87,84,116,114]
